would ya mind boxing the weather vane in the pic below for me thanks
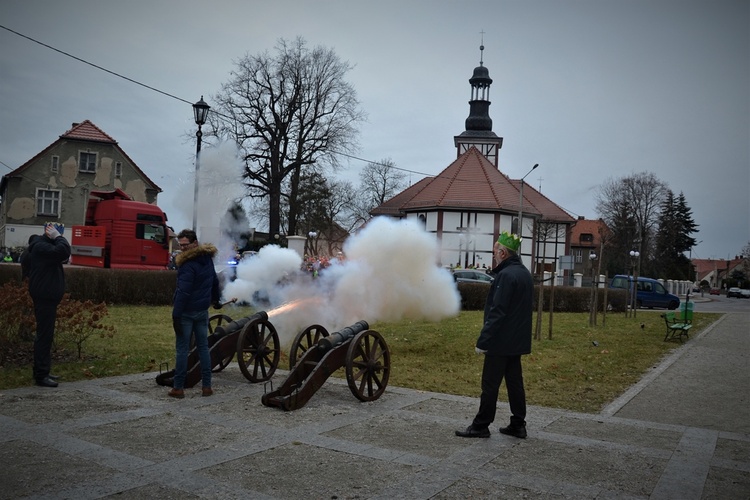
[479,30,485,65]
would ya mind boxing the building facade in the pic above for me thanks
[0,120,163,249]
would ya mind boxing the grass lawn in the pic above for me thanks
[0,304,720,413]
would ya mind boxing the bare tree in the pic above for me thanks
[210,37,366,240]
[595,172,668,272]
[291,170,357,255]
[350,158,406,228]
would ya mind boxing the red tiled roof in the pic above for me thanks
[61,120,117,143]
[1,120,161,193]
[371,146,574,223]
[692,258,744,276]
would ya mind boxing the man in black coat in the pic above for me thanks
[25,223,71,388]
[456,231,533,439]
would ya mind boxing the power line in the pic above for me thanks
[0,24,193,106]
[1,24,582,219]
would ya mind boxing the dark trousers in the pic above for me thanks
[33,298,59,381]
[472,354,526,429]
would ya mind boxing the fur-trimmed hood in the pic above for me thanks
[175,243,218,267]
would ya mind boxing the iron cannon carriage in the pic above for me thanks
[262,320,391,411]
[155,310,392,410]
[156,310,280,388]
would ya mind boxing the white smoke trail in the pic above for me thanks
[222,216,461,346]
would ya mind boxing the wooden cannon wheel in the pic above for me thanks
[209,314,234,373]
[236,316,280,382]
[345,329,390,402]
[289,324,329,370]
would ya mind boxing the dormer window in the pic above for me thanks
[580,233,594,243]
[79,151,97,173]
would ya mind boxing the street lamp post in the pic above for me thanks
[517,163,539,265]
[629,250,640,318]
[517,163,539,267]
[192,96,210,233]
[307,231,317,257]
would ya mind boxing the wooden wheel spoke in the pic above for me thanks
[345,330,390,402]
[289,324,329,370]
[237,318,279,383]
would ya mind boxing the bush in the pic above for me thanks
[0,265,176,305]
[56,295,116,359]
[0,280,35,364]
[456,282,489,310]
[0,279,117,364]
[63,267,175,305]
[456,282,629,313]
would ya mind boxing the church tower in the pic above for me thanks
[454,40,503,167]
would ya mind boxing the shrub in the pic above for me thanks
[56,295,116,359]
[63,267,175,305]
[456,282,629,314]
[456,282,489,310]
[0,279,117,364]
[0,280,35,364]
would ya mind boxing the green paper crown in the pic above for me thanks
[497,231,521,252]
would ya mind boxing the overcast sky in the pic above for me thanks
[1,0,747,261]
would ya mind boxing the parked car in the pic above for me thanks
[740,289,750,299]
[609,275,680,310]
[709,288,720,295]
[727,287,743,298]
[452,269,493,285]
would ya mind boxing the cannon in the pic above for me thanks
[261,320,391,411]
[156,310,280,388]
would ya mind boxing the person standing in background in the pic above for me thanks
[169,229,221,398]
[26,223,71,388]
[456,231,533,439]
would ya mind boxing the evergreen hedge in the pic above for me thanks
[0,265,627,311]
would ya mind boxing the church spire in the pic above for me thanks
[454,33,503,167]
[466,35,493,132]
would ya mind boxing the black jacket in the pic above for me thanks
[26,234,71,302]
[172,243,220,318]
[476,254,533,356]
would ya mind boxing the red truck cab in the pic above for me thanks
[70,189,170,269]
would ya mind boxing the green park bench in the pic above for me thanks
[661,301,694,342]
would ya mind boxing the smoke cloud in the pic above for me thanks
[221,216,461,346]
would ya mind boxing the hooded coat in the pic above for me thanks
[172,243,220,318]
[476,254,534,356]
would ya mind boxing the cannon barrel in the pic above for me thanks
[317,320,369,353]
[213,311,268,338]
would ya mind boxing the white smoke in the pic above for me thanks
[170,141,247,263]
[222,244,302,306]
[221,216,461,346]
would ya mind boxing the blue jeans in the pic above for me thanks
[173,310,211,390]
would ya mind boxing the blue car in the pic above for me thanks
[610,275,680,310]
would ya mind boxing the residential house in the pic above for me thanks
[692,257,747,289]
[568,217,612,283]
[0,120,163,249]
